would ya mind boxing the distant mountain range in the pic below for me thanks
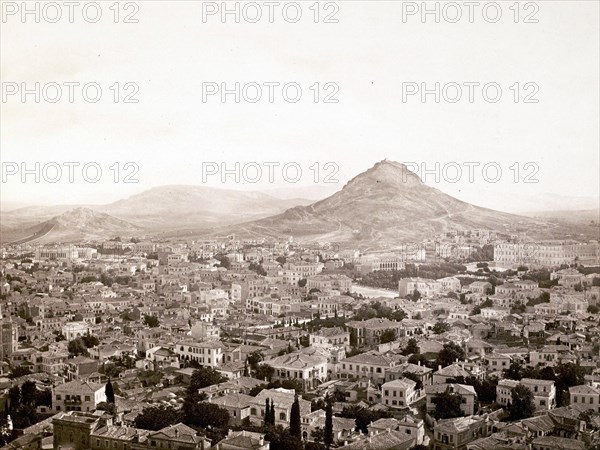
[1,160,596,247]
[0,187,312,244]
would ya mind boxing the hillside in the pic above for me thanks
[221,160,555,249]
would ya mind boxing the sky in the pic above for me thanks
[1,0,599,213]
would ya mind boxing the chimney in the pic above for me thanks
[259,436,264,446]
[438,365,442,371]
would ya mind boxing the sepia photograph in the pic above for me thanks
[0,1,599,449]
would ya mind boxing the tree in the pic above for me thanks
[436,342,465,368]
[105,379,115,404]
[247,351,264,370]
[134,405,179,430]
[255,364,275,382]
[380,329,397,344]
[269,402,276,426]
[182,396,229,429]
[311,426,324,443]
[402,372,423,391]
[402,338,420,356]
[190,367,227,391]
[432,321,450,335]
[504,360,523,381]
[555,362,585,406]
[432,389,463,419]
[339,405,392,434]
[214,254,231,269]
[143,315,160,328]
[9,365,32,379]
[68,338,89,357]
[324,394,334,449]
[289,394,301,439]
[264,398,271,428]
[81,334,99,348]
[96,401,117,416]
[412,289,421,301]
[508,385,535,420]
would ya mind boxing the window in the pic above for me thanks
[85,396,91,401]
[56,395,62,400]
[280,413,286,421]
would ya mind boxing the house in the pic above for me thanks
[300,409,356,443]
[310,327,350,349]
[496,379,519,407]
[264,352,328,390]
[432,415,492,450]
[210,393,254,426]
[425,384,477,416]
[399,278,441,298]
[338,430,415,450]
[248,388,310,427]
[52,380,107,413]
[532,436,585,450]
[176,339,224,368]
[370,416,426,446]
[433,363,473,385]
[569,385,600,412]
[345,318,405,347]
[519,378,556,410]
[215,430,269,450]
[384,362,433,387]
[484,354,511,372]
[148,423,211,449]
[381,377,420,408]
[337,351,396,385]
[467,282,492,296]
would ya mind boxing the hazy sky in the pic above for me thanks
[1,0,599,212]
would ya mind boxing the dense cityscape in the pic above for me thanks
[0,232,599,450]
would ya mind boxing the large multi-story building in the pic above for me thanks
[346,318,406,347]
[381,377,421,408]
[265,352,328,390]
[52,380,107,413]
[53,412,211,450]
[175,339,224,368]
[398,277,442,297]
[494,242,600,268]
[34,244,79,262]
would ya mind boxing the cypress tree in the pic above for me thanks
[290,394,301,438]
[270,401,276,425]
[264,398,270,427]
[324,394,334,449]
[105,378,115,404]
